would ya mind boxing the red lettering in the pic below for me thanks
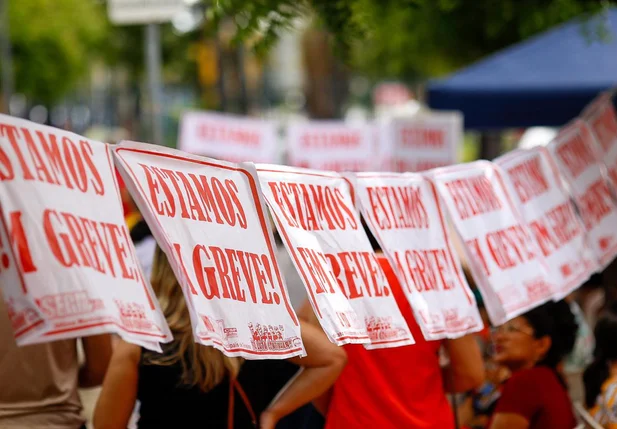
[62,137,88,192]
[556,133,596,178]
[1,125,34,180]
[192,244,219,299]
[7,210,37,273]
[79,141,104,196]
[507,156,549,203]
[445,175,502,220]
[465,238,490,276]
[578,179,614,229]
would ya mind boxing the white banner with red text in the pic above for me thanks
[546,120,617,268]
[113,141,305,359]
[495,147,598,299]
[427,161,555,326]
[179,111,280,164]
[351,172,483,339]
[376,111,462,172]
[286,121,376,172]
[0,115,171,349]
[257,164,414,348]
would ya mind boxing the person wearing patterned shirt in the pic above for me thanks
[585,304,617,428]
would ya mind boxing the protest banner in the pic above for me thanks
[351,172,483,340]
[0,115,171,348]
[547,120,617,268]
[428,161,554,326]
[179,111,280,164]
[257,164,413,348]
[113,141,304,359]
[582,96,617,191]
[0,206,46,340]
[287,121,375,172]
[377,111,462,172]
[496,148,598,299]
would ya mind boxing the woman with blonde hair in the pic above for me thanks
[94,246,346,429]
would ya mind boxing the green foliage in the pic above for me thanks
[4,0,613,104]
[7,0,107,104]
[206,0,613,79]
[350,0,611,79]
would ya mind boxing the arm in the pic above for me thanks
[489,413,529,429]
[260,321,347,429]
[296,299,319,325]
[93,340,141,429]
[442,334,485,393]
[79,334,112,388]
[295,299,334,415]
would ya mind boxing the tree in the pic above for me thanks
[207,0,613,79]
[7,0,107,104]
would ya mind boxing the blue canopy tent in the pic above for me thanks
[427,10,617,130]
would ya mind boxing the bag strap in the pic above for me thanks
[228,377,257,429]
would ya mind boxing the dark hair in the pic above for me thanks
[584,303,617,408]
[522,300,578,382]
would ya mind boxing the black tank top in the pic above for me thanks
[136,349,299,429]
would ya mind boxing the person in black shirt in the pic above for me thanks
[93,246,346,429]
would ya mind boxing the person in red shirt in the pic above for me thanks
[488,300,578,429]
[299,254,485,429]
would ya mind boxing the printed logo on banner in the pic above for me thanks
[179,111,280,164]
[582,97,617,192]
[257,164,414,348]
[496,148,598,299]
[352,172,483,340]
[428,161,554,326]
[377,112,462,172]
[547,120,617,268]
[0,114,171,348]
[113,142,304,359]
[287,121,375,172]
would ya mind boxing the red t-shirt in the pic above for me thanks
[324,256,454,429]
[491,366,577,429]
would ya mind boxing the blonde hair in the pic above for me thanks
[147,246,242,391]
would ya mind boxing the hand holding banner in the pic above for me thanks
[113,142,304,359]
[496,147,598,299]
[0,115,171,348]
[257,165,413,348]
[547,120,617,268]
[428,161,554,326]
[352,172,483,340]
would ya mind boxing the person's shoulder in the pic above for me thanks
[114,339,142,365]
[505,367,555,391]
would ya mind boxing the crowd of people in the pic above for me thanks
[0,181,616,429]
